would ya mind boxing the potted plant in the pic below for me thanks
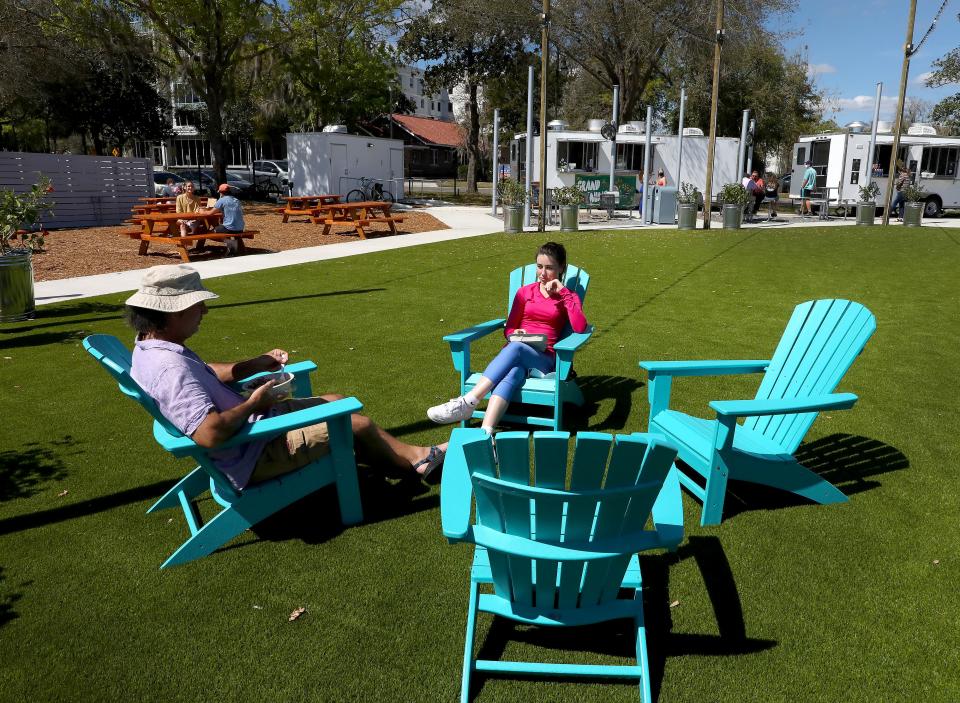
[1,178,53,322]
[497,177,527,233]
[719,182,749,229]
[552,184,585,232]
[856,182,880,226]
[676,182,700,230]
[902,183,926,228]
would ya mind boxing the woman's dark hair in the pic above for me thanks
[124,305,169,334]
[537,241,567,277]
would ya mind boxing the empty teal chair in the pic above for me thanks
[83,334,364,568]
[441,264,593,431]
[441,428,683,701]
[640,299,877,526]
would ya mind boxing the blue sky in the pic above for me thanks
[772,0,958,125]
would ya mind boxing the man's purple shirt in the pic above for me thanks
[131,339,269,490]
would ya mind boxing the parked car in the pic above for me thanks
[200,171,254,198]
[250,159,290,193]
[779,173,791,194]
[152,171,185,196]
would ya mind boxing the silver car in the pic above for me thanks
[250,159,289,193]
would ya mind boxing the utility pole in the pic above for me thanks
[702,0,724,230]
[538,0,550,231]
[882,0,917,226]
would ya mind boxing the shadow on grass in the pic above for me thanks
[0,436,76,503]
[0,566,24,630]
[468,536,774,701]
[0,329,87,349]
[722,433,909,519]
[570,375,645,432]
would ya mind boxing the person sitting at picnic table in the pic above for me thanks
[764,172,779,219]
[161,178,179,197]
[175,181,207,237]
[199,184,245,254]
[750,170,766,215]
[426,241,588,435]
[125,264,447,491]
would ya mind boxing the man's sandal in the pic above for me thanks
[413,445,446,480]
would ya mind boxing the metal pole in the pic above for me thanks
[747,118,756,174]
[525,65,534,229]
[608,84,619,197]
[537,0,550,232]
[702,0,724,229]
[737,110,749,179]
[677,87,686,189]
[643,105,653,224]
[866,82,883,188]
[491,108,500,216]
[882,0,917,226]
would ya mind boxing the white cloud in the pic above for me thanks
[807,63,837,77]
[828,95,898,112]
[913,71,935,85]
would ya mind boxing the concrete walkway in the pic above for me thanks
[34,204,959,306]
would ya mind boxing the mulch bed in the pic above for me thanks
[31,203,450,282]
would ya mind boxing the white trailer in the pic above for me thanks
[791,126,960,217]
[286,131,406,199]
[509,122,742,206]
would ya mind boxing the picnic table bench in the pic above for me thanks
[314,201,403,240]
[279,194,343,223]
[129,212,254,262]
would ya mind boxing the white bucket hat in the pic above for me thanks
[125,265,219,313]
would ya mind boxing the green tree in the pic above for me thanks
[398,0,535,191]
[926,20,960,135]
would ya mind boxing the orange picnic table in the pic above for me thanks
[278,194,343,223]
[128,211,257,262]
[314,201,403,240]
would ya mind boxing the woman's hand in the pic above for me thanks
[543,279,565,295]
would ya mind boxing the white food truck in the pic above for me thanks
[790,123,960,216]
[509,120,742,207]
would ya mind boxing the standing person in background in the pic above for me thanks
[764,173,779,219]
[800,160,817,217]
[200,184,245,255]
[890,164,910,221]
[656,170,666,187]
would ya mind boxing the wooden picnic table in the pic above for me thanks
[143,197,177,203]
[314,200,403,240]
[127,211,257,263]
[132,202,176,215]
[278,194,342,223]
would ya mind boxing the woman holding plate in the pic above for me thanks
[427,241,588,434]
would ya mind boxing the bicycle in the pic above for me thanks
[345,177,395,203]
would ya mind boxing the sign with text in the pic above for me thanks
[573,174,637,207]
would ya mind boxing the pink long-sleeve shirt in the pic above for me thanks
[504,282,589,355]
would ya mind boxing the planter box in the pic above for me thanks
[559,205,579,232]
[0,250,35,322]
[903,202,923,228]
[677,203,698,230]
[503,205,524,233]
[722,204,743,230]
[856,202,876,226]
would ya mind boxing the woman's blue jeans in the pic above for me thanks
[482,342,555,401]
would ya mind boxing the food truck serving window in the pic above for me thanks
[557,141,599,172]
[920,146,958,177]
[615,144,645,171]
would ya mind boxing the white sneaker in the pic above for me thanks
[427,396,474,424]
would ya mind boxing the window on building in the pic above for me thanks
[615,143,645,171]
[556,141,600,171]
[850,158,861,184]
[920,146,958,177]
[796,147,806,165]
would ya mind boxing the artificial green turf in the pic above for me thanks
[1,225,958,702]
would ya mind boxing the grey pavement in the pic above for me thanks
[34,205,960,306]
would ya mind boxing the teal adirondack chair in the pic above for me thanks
[441,264,593,431]
[83,334,364,569]
[640,299,877,527]
[441,428,684,702]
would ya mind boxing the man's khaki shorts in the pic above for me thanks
[249,397,331,483]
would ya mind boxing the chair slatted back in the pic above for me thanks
[466,431,674,612]
[508,264,590,311]
[744,299,876,453]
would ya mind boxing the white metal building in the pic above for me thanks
[791,123,960,216]
[286,130,405,198]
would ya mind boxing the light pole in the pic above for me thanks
[702,0,725,229]
[881,0,917,226]
[538,0,550,231]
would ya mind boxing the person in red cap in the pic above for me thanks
[200,183,245,254]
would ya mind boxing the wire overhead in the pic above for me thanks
[910,0,951,55]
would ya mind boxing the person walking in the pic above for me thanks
[800,160,817,217]
[890,165,910,221]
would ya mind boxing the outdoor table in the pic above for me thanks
[279,194,342,223]
[314,201,403,240]
[816,186,839,220]
[132,202,176,215]
[132,211,253,263]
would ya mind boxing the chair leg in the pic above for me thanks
[148,467,209,513]
[701,459,730,527]
[461,580,480,703]
[160,503,254,569]
[634,593,652,703]
[730,458,848,505]
[328,419,363,525]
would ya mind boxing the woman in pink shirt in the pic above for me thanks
[427,242,588,433]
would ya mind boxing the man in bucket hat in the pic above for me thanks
[125,264,445,491]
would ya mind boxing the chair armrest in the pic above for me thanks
[235,359,317,386]
[442,318,506,345]
[553,326,593,353]
[441,428,489,542]
[639,360,770,377]
[709,393,857,418]
[156,396,363,456]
